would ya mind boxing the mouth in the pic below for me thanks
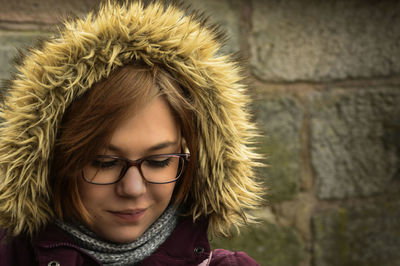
[108,209,146,222]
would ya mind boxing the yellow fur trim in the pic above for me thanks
[0,0,264,237]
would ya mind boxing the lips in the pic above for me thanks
[109,209,146,222]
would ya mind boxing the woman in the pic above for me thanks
[0,1,263,265]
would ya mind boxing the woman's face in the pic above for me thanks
[77,96,180,243]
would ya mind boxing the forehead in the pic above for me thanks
[108,96,181,157]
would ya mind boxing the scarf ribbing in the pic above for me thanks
[55,205,178,266]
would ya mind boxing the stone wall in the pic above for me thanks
[1,0,400,265]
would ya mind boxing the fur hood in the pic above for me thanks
[0,0,263,237]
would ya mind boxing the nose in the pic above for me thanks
[115,166,146,197]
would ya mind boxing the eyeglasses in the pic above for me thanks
[82,153,190,185]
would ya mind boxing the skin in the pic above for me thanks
[78,96,180,243]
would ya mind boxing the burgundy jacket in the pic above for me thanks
[0,217,259,266]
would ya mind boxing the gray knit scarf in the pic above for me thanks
[55,205,178,266]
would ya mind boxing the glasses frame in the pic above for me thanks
[82,153,190,185]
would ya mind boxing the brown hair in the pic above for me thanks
[51,64,196,224]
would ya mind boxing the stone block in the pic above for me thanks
[251,92,303,202]
[312,199,400,266]
[0,31,48,81]
[211,220,306,266]
[310,87,400,199]
[0,0,100,27]
[184,0,241,54]
[250,0,400,81]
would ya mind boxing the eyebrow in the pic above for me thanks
[106,140,180,154]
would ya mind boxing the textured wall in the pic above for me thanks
[1,0,400,265]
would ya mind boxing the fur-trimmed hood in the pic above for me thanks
[0,0,263,237]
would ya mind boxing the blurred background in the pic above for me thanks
[1,0,400,265]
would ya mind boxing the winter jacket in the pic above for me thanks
[0,216,259,266]
[0,0,263,264]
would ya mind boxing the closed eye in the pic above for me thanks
[92,159,119,169]
[144,158,172,168]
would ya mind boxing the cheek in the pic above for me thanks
[150,183,176,204]
[77,177,108,209]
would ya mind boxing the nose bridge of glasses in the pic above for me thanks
[126,157,142,167]
[124,158,144,177]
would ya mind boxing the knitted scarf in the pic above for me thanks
[55,205,178,266]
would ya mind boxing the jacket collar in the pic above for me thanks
[141,216,211,265]
[33,216,211,266]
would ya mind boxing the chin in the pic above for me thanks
[105,231,142,243]
[112,236,139,244]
